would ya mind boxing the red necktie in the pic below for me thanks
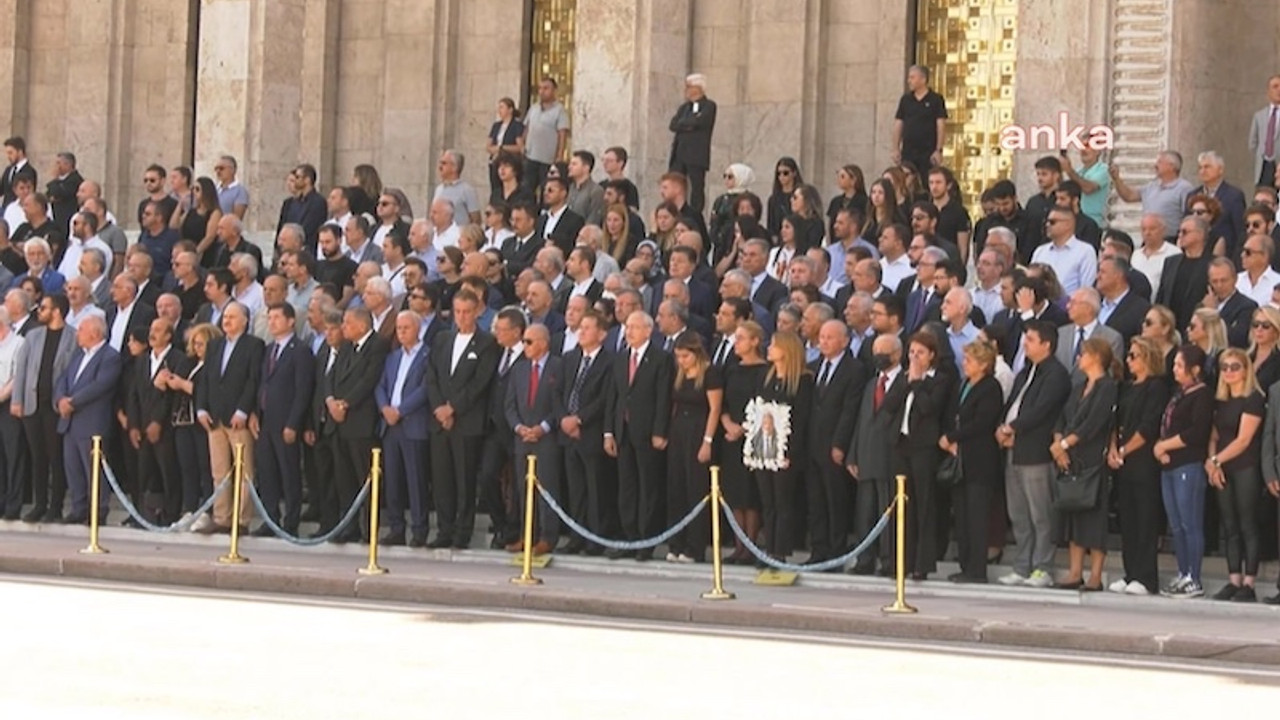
[874,373,887,411]
[528,361,540,406]
[628,350,638,385]
[1267,107,1278,159]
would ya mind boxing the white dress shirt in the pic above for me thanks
[450,331,474,374]
[880,254,914,290]
[109,300,136,351]
[1239,268,1280,308]
[390,342,420,407]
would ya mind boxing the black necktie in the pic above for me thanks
[818,360,832,387]
[500,347,514,375]
[664,336,674,352]
[569,354,592,414]
[714,337,731,366]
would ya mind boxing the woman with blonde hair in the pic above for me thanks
[751,330,814,565]
[1187,307,1228,388]
[664,333,724,563]
[457,223,486,254]
[1249,306,1280,391]
[601,203,635,264]
[1141,305,1181,377]
[1206,348,1266,601]
[648,202,680,254]
[167,322,222,527]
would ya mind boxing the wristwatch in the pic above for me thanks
[1059,439,1070,451]
[1211,455,1221,467]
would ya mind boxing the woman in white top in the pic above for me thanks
[767,215,800,284]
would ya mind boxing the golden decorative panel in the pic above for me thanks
[915,0,1018,211]
[528,0,576,155]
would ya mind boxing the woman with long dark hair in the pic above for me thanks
[486,97,525,201]
[664,333,723,563]
[767,157,802,239]
[895,330,949,580]
[827,164,868,239]
[178,176,222,267]
[863,178,905,246]
[788,184,825,252]
[751,330,814,565]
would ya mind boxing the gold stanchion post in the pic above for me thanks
[218,443,249,564]
[510,455,542,586]
[881,474,917,614]
[359,448,387,575]
[700,466,734,600]
[79,435,108,555]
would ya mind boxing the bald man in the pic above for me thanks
[55,314,123,525]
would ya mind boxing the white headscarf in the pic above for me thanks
[724,163,755,194]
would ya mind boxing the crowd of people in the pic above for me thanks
[4,67,1280,606]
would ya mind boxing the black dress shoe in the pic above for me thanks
[634,549,653,562]
[2,510,21,521]
[605,548,634,560]
[22,507,46,524]
[561,542,585,556]
[249,525,275,538]
[1263,592,1280,605]
[848,564,875,576]
[451,539,470,550]
[489,536,506,550]
[425,535,453,549]
[409,532,427,548]
[41,509,63,524]
[63,513,89,526]
[380,530,406,547]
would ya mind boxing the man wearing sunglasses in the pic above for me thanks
[1244,204,1280,272]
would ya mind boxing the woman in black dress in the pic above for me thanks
[766,157,802,240]
[895,330,950,580]
[751,330,814,564]
[826,164,868,240]
[1051,337,1120,591]
[492,152,535,208]
[720,320,769,564]
[863,178,905,246]
[940,339,1004,583]
[177,176,222,268]
[486,97,525,201]
[1206,347,1267,602]
[787,184,826,253]
[430,246,464,314]
[1107,336,1170,596]
[664,333,723,564]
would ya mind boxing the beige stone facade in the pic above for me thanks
[0,0,1276,237]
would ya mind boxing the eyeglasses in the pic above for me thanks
[723,173,734,180]
[1255,321,1276,330]
[1142,318,1157,326]
[1248,221,1266,229]
[776,169,792,177]
[1221,362,1245,372]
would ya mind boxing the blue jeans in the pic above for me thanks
[1160,463,1207,582]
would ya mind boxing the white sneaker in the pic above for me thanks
[1124,580,1151,596]
[1160,574,1189,597]
[1025,569,1054,588]
[171,512,194,530]
[675,553,695,564]
[665,552,679,562]
[1107,578,1129,593]
[190,513,213,533]
[998,572,1026,586]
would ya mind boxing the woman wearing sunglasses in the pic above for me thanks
[1249,306,1280,391]
[767,157,802,240]
[1205,348,1266,601]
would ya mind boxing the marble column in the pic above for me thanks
[0,0,31,140]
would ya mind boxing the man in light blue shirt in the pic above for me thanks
[1030,206,1097,294]
[941,287,979,373]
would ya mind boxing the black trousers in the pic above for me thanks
[617,425,664,542]
[476,430,514,543]
[665,430,709,559]
[756,463,802,558]
[522,158,550,200]
[430,431,484,546]
[669,160,707,213]
[0,413,24,517]
[256,427,304,532]
[954,478,991,580]
[894,437,940,575]
[564,441,617,550]
[806,456,851,559]
[23,410,65,515]
[335,436,377,537]
[137,427,181,523]
[852,475,893,572]
[311,431,342,533]
[903,150,935,177]
[174,424,212,513]
[1116,457,1161,593]
[1218,465,1264,577]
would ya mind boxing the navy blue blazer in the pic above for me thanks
[258,336,315,434]
[55,344,123,436]
[375,344,431,440]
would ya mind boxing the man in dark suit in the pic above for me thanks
[11,293,76,522]
[105,274,157,353]
[1155,216,1212,334]
[740,239,789,314]
[603,311,671,561]
[896,246,945,335]
[1,136,36,206]
[1003,274,1068,371]
[374,310,431,547]
[304,309,345,535]
[710,297,750,369]
[195,302,264,534]
[525,280,566,335]
[502,201,542,278]
[126,318,190,525]
[996,320,1071,587]
[555,246,603,315]
[1192,151,1247,258]
[667,74,716,212]
[425,288,500,548]
[1206,257,1258,348]
[477,308,526,549]
[845,333,908,575]
[250,303,315,536]
[325,305,391,543]
[807,321,865,565]
[54,315,121,524]
[536,178,585,257]
[46,151,84,232]
[557,309,615,555]
[504,323,564,555]
[1097,256,1151,344]
[666,246,716,320]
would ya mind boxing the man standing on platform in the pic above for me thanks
[251,303,315,537]
[668,74,717,213]
[375,310,431,547]
[54,315,121,525]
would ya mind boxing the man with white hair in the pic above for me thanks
[1111,150,1196,238]
[1055,287,1124,375]
[15,236,65,294]
[941,287,979,374]
[211,213,264,277]
[230,252,265,318]
[64,276,105,328]
[433,150,481,226]
[576,224,619,282]
[668,73,717,212]
[55,313,122,525]
[362,276,396,341]
[1190,150,1247,257]
[428,197,461,249]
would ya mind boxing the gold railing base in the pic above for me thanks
[510,576,543,586]
[358,565,388,576]
[78,545,108,555]
[881,601,918,614]
[217,554,249,565]
[700,589,736,601]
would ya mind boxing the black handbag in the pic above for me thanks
[936,449,963,486]
[1052,457,1103,512]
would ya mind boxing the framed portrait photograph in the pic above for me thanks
[742,399,792,471]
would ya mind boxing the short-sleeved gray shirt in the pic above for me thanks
[524,101,570,164]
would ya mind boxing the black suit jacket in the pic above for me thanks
[0,161,36,206]
[1126,268,1153,302]
[1219,292,1259,348]
[1155,253,1208,331]
[554,278,603,316]
[1005,357,1072,465]
[46,170,84,231]
[1103,290,1151,343]
[537,209,586,257]
[105,302,157,341]
[895,371,951,449]
[311,344,339,435]
[488,345,523,442]
[126,347,191,430]
[558,347,613,449]
[943,374,1004,484]
[668,97,717,169]
[846,370,910,481]
[807,351,866,462]
[209,239,265,280]
[197,333,266,425]
[426,328,500,437]
[501,233,541,278]
[604,342,672,440]
[1001,303,1069,363]
[752,275,789,314]
[330,334,390,440]
[258,336,316,434]
[1192,182,1246,257]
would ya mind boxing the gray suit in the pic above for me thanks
[845,370,909,572]
[1055,322,1124,380]
[1260,378,1280,485]
[13,325,77,416]
[1249,105,1280,185]
[90,276,111,309]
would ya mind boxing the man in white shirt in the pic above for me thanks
[428,197,460,249]
[1237,233,1280,308]
[1130,213,1181,297]
[381,230,411,298]
[877,224,914,291]
[0,306,24,519]
[231,253,265,319]
[970,248,1006,324]
[326,186,353,229]
[59,211,112,280]
[1030,206,1097,295]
